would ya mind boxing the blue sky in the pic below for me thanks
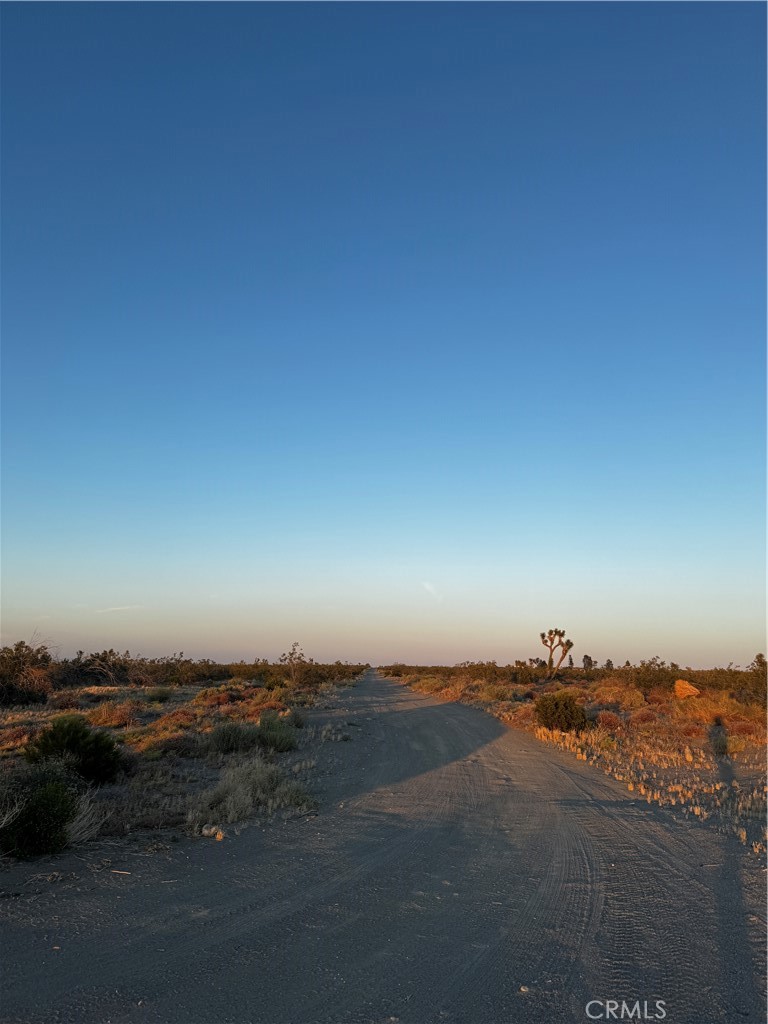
[1,3,765,667]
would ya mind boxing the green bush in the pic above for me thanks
[206,722,261,754]
[257,712,298,752]
[24,715,124,784]
[146,686,173,703]
[0,762,83,859]
[0,783,78,858]
[535,691,589,732]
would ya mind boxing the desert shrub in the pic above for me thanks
[157,732,204,757]
[507,702,537,728]
[24,715,124,784]
[146,686,173,703]
[479,683,510,702]
[383,663,407,677]
[0,640,51,676]
[193,684,253,708]
[628,707,658,727]
[257,711,298,752]
[624,657,678,692]
[593,681,646,711]
[60,650,133,687]
[535,692,588,732]
[0,762,83,858]
[0,641,53,706]
[186,759,313,829]
[645,687,671,705]
[596,710,623,730]
[87,699,141,728]
[680,723,705,738]
[0,667,52,707]
[232,697,285,722]
[205,722,262,754]
[287,691,313,707]
[285,709,305,728]
[414,676,448,695]
[727,719,761,737]
[0,783,78,858]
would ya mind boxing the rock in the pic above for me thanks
[674,679,700,699]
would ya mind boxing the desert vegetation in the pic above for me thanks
[0,641,367,858]
[381,639,767,855]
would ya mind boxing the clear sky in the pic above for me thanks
[1,3,765,668]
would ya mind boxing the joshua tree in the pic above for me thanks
[540,628,574,679]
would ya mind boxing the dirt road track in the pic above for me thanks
[1,671,765,1024]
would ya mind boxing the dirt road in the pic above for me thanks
[1,671,765,1024]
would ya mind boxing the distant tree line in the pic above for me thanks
[0,639,369,708]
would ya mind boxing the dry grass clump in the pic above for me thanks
[87,699,142,728]
[186,758,314,832]
[66,789,111,846]
[217,696,285,723]
[476,683,512,703]
[500,702,537,728]
[0,724,33,755]
[121,705,205,756]
[78,687,121,705]
[48,691,84,711]
[727,719,762,737]
[593,681,646,711]
[628,707,657,727]
[192,683,262,708]
[152,707,200,730]
[100,761,202,834]
[125,723,203,758]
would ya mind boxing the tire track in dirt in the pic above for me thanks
[1,671,764,1024]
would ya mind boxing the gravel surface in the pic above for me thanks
[1,670,765,1024]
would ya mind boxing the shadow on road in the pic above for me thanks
[708,716,764,1019]
[310,671,509,804]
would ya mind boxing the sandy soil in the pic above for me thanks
[1,670,765,1024]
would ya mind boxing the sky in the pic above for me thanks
[1,3,765,668]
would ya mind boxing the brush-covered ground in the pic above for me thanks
[381,658,767,855]
[2,670,765,1024]
[0,642,368,859]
